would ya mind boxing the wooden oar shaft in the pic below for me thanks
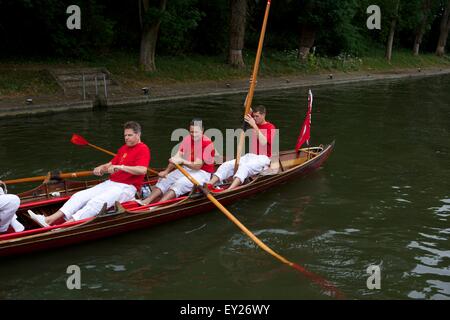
[88,143,116,157]
[173,163,343,298]
[243,0,271,116]
[4,171,93,185]
[234,0,271,172]
[174,163,289,262]
[59,171,94,179]
[87,142,159,175]
[205,192,292,266]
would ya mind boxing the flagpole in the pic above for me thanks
[295,89,313,153]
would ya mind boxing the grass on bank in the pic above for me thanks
[1,49,449,98]
[0,69,60,98]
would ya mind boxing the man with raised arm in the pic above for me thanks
[208,105,276,190]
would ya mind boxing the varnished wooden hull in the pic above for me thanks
[0,143,334,257]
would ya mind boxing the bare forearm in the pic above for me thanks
[181,160,203,170]
[117,165,147,175]
[94,162,112,176]
[254,127,268,146]
[169,151,202,170]
[165,162,176,172]
[107,165,147,175]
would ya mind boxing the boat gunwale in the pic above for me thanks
[0,142,334,251]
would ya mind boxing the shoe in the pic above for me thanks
[28,210,49,228]
[11,215,25,232]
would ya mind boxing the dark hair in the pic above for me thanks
[253,105,266,114]
[190,118,204,129]
[124,121,141,134]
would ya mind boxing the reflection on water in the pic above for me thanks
[406,198,450,299]
[0,75,449,299]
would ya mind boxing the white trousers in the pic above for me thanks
[0,194,20,232]
[214,153,270,184]
[60,180,137,221]
[155,167,211,198]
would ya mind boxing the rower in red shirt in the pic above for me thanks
[208,105,276,190]
[29,121,150,227]
[141,118,215,205]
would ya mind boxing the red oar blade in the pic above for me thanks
[71,134,89,146]
[291,262,345,299]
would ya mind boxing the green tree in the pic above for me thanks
[412,0,434,55]
[385,0,401,62]
[138,0,167,72]
[158,0,204,54]
[0,0,114,58]
[228,0,248,68]
[436,0,450,56]
[295,0,362,60]
[190,0,228,55]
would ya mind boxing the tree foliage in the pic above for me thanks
[0,0,448,60]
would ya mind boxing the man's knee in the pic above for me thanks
[10,195,20,210]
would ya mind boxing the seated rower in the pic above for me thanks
[208,105,276,190]
[28,121,150,227]
[0,180,24,233]
[141,119,215,205]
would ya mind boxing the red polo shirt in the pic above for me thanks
[110,142,150,191]
[250,121,276,157]
[179,135,215,173]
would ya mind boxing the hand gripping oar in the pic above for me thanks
[234,0,271,173]
[173,163,344,298]
[3,171,93,185]
[71,134,159,175]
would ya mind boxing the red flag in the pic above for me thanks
[295,90,313,152]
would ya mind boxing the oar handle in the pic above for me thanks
[4,170,94,185]
[59,171,94,179]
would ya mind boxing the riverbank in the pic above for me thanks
[1,51,450,117]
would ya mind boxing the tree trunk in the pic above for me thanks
[413,0,431,56]
[139,0,167,72]
[228,0,247,68]
[385,19,396,62]
[436,0,450,57]
[385,1,400,62]
[297,25,316,62]
[139,24,160,72]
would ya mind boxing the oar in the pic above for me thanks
[234,0,271,173]
[173,163,344,298]
[3,171,93,185]
[71,134,159,175]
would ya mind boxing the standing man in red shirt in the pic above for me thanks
[29,121,150,227]
[141,119,215,205]
[208,105,276,190]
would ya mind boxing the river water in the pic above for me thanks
[0,74,449,300]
